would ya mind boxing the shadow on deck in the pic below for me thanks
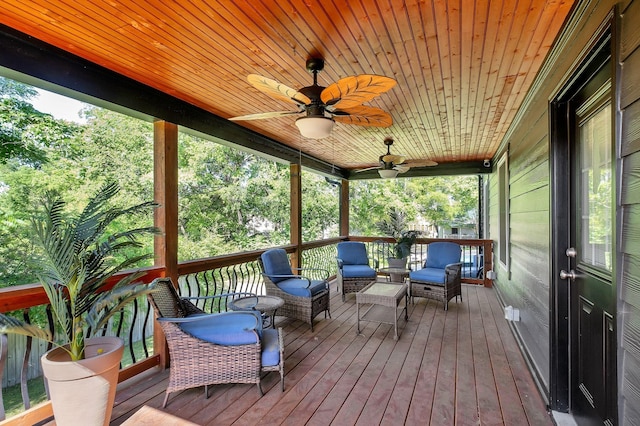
[109,284,551,425]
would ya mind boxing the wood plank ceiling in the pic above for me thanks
[0,0,574,172]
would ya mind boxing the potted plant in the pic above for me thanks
[0,181,158,426]
[376,208,421,269]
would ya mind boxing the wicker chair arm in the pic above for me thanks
[293,267,330,280]
[336,258,344,269]
[182,292,256,302]
[445,262,463,273]
[156,312,260,328]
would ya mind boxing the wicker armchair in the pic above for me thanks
[258,249,330,331]
[336,241,378,301]
[409,242,463,310]
[148,278,284,407]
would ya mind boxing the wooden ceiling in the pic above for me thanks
[0,0,574,173]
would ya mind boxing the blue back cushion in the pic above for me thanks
[425,242,461,269]
[261,249,293,283]
[337,242,369,265]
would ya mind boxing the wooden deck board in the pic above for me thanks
[109,285,552,426]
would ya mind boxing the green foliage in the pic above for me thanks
[1,78,79,165]
[0,182,159,360]
[376,208,421,258]
[350,176,478,238]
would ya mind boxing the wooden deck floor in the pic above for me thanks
[109,284,552,426]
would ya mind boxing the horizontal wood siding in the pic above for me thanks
[487,0,621,403]
[620,0,640,421]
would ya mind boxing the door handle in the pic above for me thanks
[560,269,576,280]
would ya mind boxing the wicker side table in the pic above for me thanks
[229,295,285,328]
[356,280,408,340]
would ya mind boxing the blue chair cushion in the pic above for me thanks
[261,249,293,283]
[337,242,369,265]
[425,242,461,269]
[261,328,281,367]
[178,311,262,345]
[342,264,376,278]
[410,267,446,284]
[276,278,327,298]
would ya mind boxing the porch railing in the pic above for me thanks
[0,236,490,423]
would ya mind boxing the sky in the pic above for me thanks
[31,89,87,123]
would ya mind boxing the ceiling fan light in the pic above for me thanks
[378,169,399,179]
[295,116,334,139]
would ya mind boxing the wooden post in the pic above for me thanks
[340,178,349,237]
[153,120,178,368]
[290,163,302,268]
[483,240,493,288]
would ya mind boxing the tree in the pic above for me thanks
[350,176,478,237]
[0,77,79,165]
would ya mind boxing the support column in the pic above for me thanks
[153,120,178,368]
[290,163,302,269]
[340,178,349,237]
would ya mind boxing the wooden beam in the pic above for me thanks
[153,120,178,368]
[290,163,302,269]
[340,179,350,236]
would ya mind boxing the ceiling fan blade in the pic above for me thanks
[229,110,302,121]
[332,105,393,127]
[382,154,406,165]
[321,75,396,110]
[394,164,411,173]
[247,74,311,105]
[354,166,382,173]
[407,159,439,167]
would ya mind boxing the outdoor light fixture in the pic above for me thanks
[378,169,399,179]
[295,116,335,139]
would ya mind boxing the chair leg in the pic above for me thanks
[257,382,264,397]
[205,384,209,399]
[162,391,170,408]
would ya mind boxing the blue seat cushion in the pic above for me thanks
[276,278,327,298]
[261,328,281,367]
[425,242,461,269]
[178,311,262,345]
[337,242,369,265]
[341,264,376,278]
[261,249,293,283]
[410,267,446,284]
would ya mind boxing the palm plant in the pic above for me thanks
[0,182,159,361]
[376,208,421,259]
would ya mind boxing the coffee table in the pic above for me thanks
[356,279,408,340]
[229,295,284,328]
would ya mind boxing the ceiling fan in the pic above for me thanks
[229,58,396,139]
[356,137,438,178]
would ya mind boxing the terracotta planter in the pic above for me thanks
[41,336,124,426]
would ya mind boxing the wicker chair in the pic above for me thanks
[148,278,284,407]
[409,242,463,310]
[258,248,330,331]
[336,241,378,301]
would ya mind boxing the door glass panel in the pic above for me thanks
[578,102,612,271]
